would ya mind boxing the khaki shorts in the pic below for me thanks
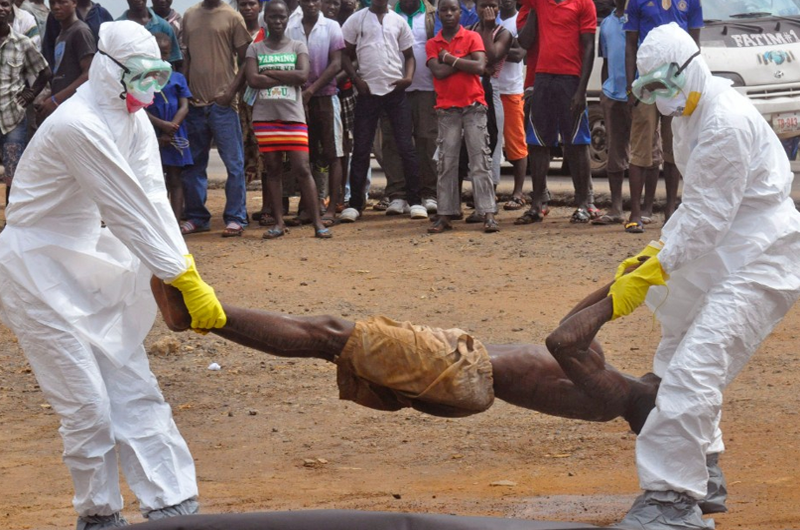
[335,316,495,416]
[601,95,631,174]
[630,101,673,167]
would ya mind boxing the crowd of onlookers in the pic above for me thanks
[4,0,797,238]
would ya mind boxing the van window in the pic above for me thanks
[703,0,800,21]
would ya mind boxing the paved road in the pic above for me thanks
[207,151,800,209]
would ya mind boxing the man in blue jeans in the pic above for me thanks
[340,0,428,222]
[180,0,251,237]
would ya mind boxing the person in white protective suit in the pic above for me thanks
[604,22,800,530]
[0,21,227,530]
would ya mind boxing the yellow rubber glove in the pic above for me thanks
[608,255,669,320]
[166,254,227,330]
[614,240,664,280]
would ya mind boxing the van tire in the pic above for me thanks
[588,103,607,178]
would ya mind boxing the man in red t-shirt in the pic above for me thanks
[425,0,499,235]
[516,0,598,225]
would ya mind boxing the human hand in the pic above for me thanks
[36,96,58,121]
[569,90,586,123]
[608,257,668,320]
[302,89,313,105]
[391,77,412,92]
[482,6,496,25]
[167,254,227,330]
[15,88,36,108]
[167,121,181,134]
[353,76,371,96]
[214,89,235,108]
[157,134,173,148]
[614,241,663,280]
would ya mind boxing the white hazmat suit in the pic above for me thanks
[0,22,198,520]
[637,23,800,502]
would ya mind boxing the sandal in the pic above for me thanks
[465,211,484,224]
[587,205,601,220]
[222,222,244,237]
[483,218,500,233]
[503,196,526,211]
[570,208,591,224]
[641,215,653,225]
[373,197,390,211]
[591,214,625,225]
[427,217,453,234]
[514,206,549,225]
[262,227,288,239]
[321,216,336,227]
[315,227,333,239]
[180,220,210,235]
[285,213,311,227]
[625,221,645,234]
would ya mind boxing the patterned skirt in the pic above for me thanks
[253,121,309,153]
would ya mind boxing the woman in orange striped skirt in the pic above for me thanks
[244,0,332,239]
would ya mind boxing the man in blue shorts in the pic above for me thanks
[516,0,598,225]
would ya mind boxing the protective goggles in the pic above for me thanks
[99,50,172,93]
[632,51,700,104]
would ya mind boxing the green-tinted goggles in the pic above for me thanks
[100,50,173,93]
[632,51,700,104]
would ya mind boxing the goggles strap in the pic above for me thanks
[675,50,701,77]
[98,49,131,100]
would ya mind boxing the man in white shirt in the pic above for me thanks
[339,0,428,221]
[379,0,438,216]
[287,0,346,224]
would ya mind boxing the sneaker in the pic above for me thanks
[422,198,438,213]
[76,513,129,530]
[339,207,360,223]
[409,204,429,219]
[615,490,713,530]
[385,198,410,215]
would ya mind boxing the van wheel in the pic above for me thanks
[588,104,607,177]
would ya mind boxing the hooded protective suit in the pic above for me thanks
[637,23,800,499]
[0,22,198,517]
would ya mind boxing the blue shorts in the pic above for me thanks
[526,73,591,147]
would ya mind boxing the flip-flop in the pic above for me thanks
[262,227,288,240]
[180,220,210,235]
[221,222,243,238]
[321,216,336,227]
[591,214,625,225]
[625,221,645,234]
[315,228,333,239]
[641,216,654,225]
[514,206,549,225]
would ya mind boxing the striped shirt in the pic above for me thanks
[0,28,47,134]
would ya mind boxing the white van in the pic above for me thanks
[587,0,800,175]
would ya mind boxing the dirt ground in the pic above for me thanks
[1,189,799,530]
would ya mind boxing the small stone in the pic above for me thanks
[490,480,517,487]
[392,493,402,499]
[248,409,258,416]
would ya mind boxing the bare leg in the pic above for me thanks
[528,146,550,211]
[641,166,659,221]
[288,151,326,233]
[627,163,647,225]
[606,169,624,218]
[564,144,591,210]
[263,152,287,232]
[164,165,184,223]
[509,157,527,202]
[663,161,680,222]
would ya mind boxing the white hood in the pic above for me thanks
[87,20,162,113]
